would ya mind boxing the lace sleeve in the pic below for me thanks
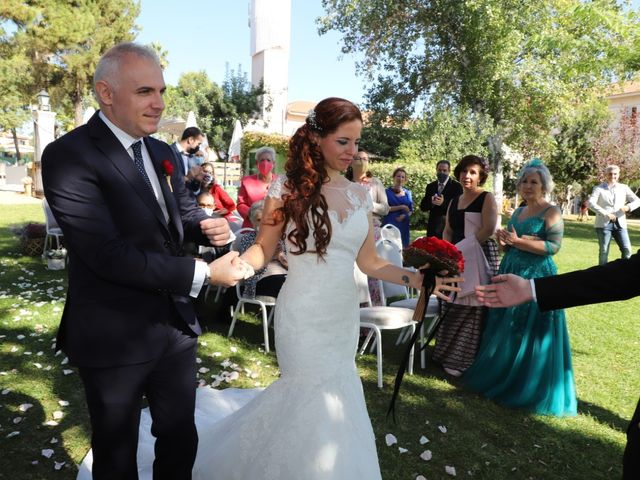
[267,175,287,200]
[544,207,564,255]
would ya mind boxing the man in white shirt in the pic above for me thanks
[589,164,640,265]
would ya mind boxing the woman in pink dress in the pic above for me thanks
[236,146,279,227]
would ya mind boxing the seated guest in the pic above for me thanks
[237,146,279,228]
[237,200,287,299]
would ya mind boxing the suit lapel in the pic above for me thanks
[88,114,170,234]
[146,138,184,242]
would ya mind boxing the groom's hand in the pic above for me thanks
[207,251,250,287]
[200,217,231,246]
[475,274,533,308]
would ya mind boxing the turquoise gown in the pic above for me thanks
[463,206,577,416]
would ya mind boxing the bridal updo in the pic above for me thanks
[281,97,363,258]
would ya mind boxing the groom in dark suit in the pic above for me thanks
[42,43,248,479]
[475,255,640,479]
[420,160,463,238]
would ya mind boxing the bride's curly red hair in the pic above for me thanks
[280,97,362,259]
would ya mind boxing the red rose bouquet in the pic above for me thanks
[403,236,464,321]
[162,160,174,192]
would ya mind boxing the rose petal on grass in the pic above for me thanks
[52,411,63,420]
[19,403,33,412]
[6,431,20,438]
[41,449,54,458]
[62,369,73,375]
[385,433,397,446]
[58,400,69,407]
[198,367,210,374]
[230,346,238,353]
[13,417,23,424]
[50,437,58,444]
[445,465,456,476]
[416,476,427,480]
[398,447,408,454]
[419,435,429,444]
[43,420,59,426]
[420,450,432,461]
[438,425,447,433]
[54,461,65,470]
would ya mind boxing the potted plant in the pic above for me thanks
[46,247,67,270]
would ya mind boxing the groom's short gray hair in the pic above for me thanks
[94,42,160,95]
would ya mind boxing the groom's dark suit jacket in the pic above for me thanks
[42,112,210,368]
[534,252,640,479]
[535,251,640,310]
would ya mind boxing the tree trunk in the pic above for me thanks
[487,133,504,215]
[74,97,83,128]
[11,128,21,163]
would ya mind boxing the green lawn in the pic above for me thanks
[0,205,638,479]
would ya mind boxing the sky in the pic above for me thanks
[136,0,366,105]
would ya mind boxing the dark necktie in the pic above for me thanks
[438,183,445,194]
[131,141,154,192]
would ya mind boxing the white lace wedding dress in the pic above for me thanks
[77,176,382,479]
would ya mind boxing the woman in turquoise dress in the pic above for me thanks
[463,159,577,416]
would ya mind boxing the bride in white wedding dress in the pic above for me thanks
[78,97,459,480]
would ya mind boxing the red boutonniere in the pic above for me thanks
[162,160,174,192]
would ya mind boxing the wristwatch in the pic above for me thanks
[204,263,212,285]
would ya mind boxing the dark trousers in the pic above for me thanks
[79,325,198,480]
[623,396,640,479]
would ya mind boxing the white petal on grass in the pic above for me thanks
[398,447,408,454]
[34,363,43,369]
[438,425,447,433]
[19,403,33,412]
[10,346,18,353]
[43,420,59,426]
[385,433,397,446]
[41,449,54,458]
[445,465,456,476]
[58,400,69,407]
[50,437,58,444]
[2,388,12,395]
[54,461,66,470]
[60,357,69,365]
[195,357,202,364]
[17,334,25,340]
[198,367,210,374]
[416,476,427,480]
[62,369,74,375]
[420,450,432,461]
[52,411,64,420]
[13,417,23,424]
[419,435,429,445]
[212,352,222,357]
[6,431,20,438]
[230,346,238,353]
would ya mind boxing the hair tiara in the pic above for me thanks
[306,109,323,132]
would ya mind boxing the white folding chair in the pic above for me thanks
[226,228,276,352]
[358,239,416,388]
[380,223,403,250]
[227,281,276,353]
[390,294,441,368]
[42,198,64,259]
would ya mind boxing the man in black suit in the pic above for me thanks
[475,255,640,479]
[171,127,205,177]
[419,160,463,238]
[42,43,248,479]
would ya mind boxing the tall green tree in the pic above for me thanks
[164,68,264,155]
[319,0,639,205]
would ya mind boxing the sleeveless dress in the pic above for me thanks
[77,176,383,479]
[432,191,499,372]
[463,206,577,416]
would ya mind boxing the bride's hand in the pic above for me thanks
[434,275,463,301]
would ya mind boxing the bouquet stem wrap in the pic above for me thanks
[386,236,463,421]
